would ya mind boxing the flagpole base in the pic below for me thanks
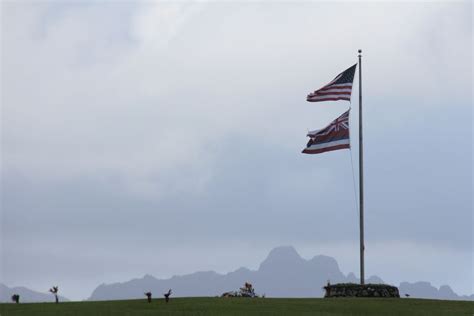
[323,283,400,298]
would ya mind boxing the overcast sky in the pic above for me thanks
[1,1,472,300]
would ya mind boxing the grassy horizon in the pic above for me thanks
[1,297,473,316]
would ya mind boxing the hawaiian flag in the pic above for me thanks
[306,64,357,102]
[302,110,350,154]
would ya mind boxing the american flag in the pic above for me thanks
[302,110,350,155]
[306,64,357,102]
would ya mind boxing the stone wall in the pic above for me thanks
[324,283,400,298]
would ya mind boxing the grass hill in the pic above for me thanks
[1,297,473,316]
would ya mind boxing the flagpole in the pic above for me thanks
[358,49,365,285]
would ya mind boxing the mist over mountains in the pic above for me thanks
[87,246,473,301]
[1,246,471,302]
[0,284,69,303]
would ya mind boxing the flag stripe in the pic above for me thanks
[307,96,351,101]
[302,109,350,155]
[302,143,350,154]
[318,84,352,91]
[306,64,356,103]
[309,131,348,143]
[316,91,353,95]
[308,95,351,99]
[305,138,350,150]
[319,84,353,90]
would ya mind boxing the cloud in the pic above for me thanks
[1,1,472,300]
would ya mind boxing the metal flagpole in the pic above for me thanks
[358,49,365,285]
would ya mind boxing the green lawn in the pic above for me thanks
[1,297,473,316]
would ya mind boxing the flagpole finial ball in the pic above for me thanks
[358,49,362,53]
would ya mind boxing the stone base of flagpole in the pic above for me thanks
[323,283,400,298]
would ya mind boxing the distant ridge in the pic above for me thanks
[88,246,472,301]
[0,283,69,303]
[3,247,470,302]
[399,282,474,301]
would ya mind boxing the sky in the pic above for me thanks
[1,1,472,301]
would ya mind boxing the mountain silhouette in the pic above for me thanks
[88,246,435,300]
[399,282,473,301]
[0,283,69,303]
[89,246,472,301]
[3,247,471,302]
